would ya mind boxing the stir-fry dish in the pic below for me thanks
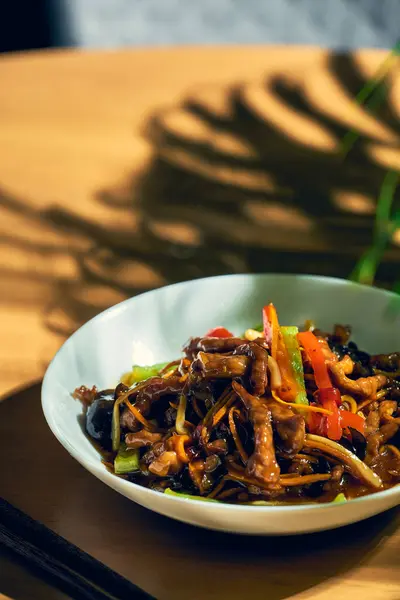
[74,304,400,505]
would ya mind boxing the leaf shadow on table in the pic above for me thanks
[1,52,400,343]
[1,382,399,600]
[56,52,400,332]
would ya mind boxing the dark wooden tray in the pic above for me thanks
[1,383,399,600]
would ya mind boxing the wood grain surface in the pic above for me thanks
[0,46,399,599]
[1,46,400,395]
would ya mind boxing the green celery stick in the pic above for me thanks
[164,488,219,502]
[281,326,308,405]
[114,444,140,474]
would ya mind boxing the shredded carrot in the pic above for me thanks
[272,391,333,415]
[179,373,189,383]
[201,426,209,444]
[213,406,227,426]
[114,379,150,407]
[124,399,155,430]
[169,401,178,409]
[203,387,233,426]
[211,391,237,427]
[228,406,248,464]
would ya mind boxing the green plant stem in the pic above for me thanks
[350,171,399,285]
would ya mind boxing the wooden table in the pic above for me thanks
[0,46,399,599]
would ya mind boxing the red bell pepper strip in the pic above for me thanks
[318,392,342,441]
[297,331,332,389]
[263,304,297,402]
[299,331,345,440]
[319,387,342,407]
[309,394,342,441]
[308,409,326,437]
[204,326,234,338]
[339,410,365,435]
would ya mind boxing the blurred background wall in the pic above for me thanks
[1,0,398,54]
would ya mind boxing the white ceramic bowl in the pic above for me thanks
[42,274,400,535]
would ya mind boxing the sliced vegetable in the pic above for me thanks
[310,393,365,440]
[307,411,327,437]
[164,488,219,502]
[263,304,297,402]
[205,326,234,338]
[281,326,308,405]
[297,331,332,389]
[122,362,170,387]
[332,493,347,503]
[339,410,366,435]
[114,444,140,474]
[317,388,343,441]
[320,395,342,441]
[268,356,282,390]
[298,332,344,440]
[263,304,277,355]
[112,396,123,452]
[175,393,189,435]
[319,387,342,407]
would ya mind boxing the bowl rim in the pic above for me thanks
[42,273,400,514]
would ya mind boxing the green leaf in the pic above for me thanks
[341,41,400,157]
[350,171,399,285]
